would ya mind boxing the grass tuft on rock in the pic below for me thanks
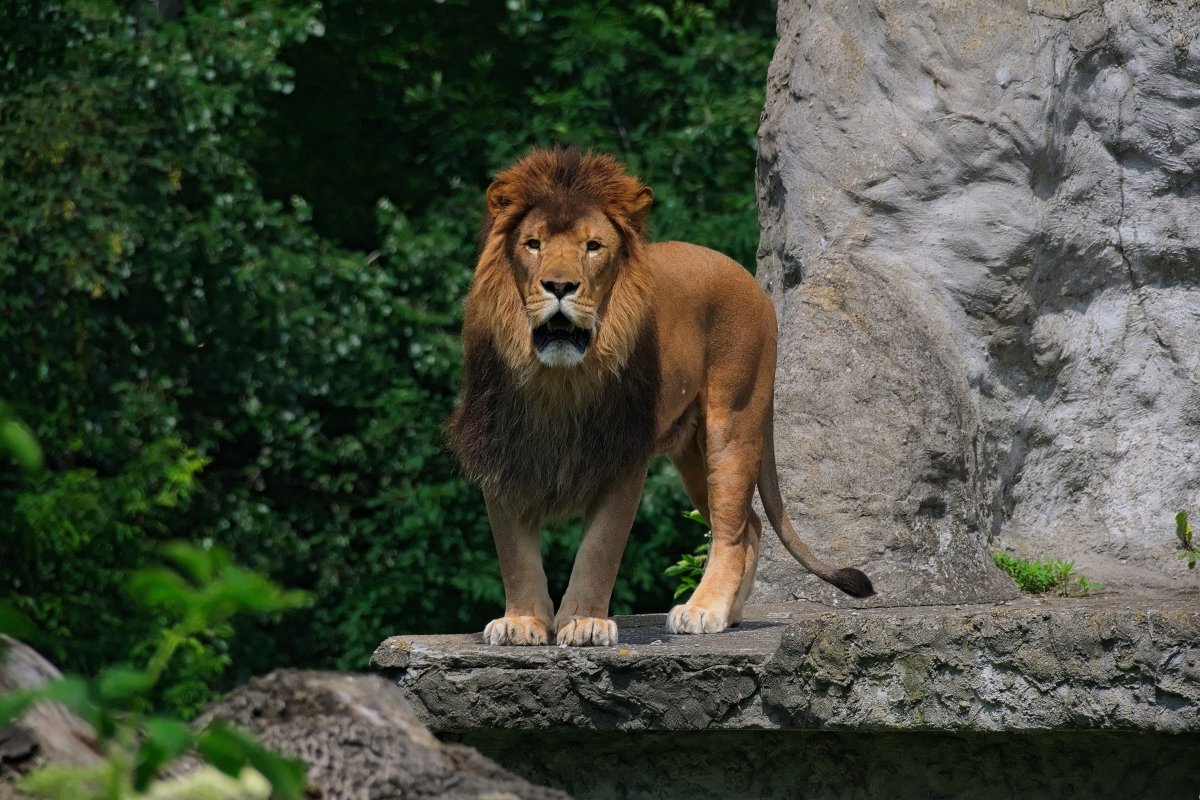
[992,552,1101,596]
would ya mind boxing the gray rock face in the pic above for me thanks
[765,599,1200,731]
[372,598,1200,733]
[755,0,1200,604]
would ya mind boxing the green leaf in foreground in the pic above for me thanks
[0,688,42,726]
[126,568,192,612]
[0,416,43,472]
[128,544,310,627]
[134,717,196,791]
[15,763,108,799]
[97,665,157,704]
[0,602,38,641]
[198,724,306,800]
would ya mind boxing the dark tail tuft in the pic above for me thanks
[831,567,876,598]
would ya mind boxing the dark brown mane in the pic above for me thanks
[446,322,660,517]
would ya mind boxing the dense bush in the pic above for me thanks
[0,0,775,704]
[256,0,774,268]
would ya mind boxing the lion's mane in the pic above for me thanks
[446,148,660,515]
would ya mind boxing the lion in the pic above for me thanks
[446,146,874,647]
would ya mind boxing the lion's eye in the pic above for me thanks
[586,240,602,252]
[524,239,541,252]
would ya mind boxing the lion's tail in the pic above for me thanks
[757,400,876,599]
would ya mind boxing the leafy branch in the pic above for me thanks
[0,544,310,800]
[664,509,710,600]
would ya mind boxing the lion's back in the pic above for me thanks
[645,240,775,332]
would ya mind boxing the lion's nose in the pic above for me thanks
[542,280,579,299]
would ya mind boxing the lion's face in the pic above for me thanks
[509,206,622,369]
[467,147,654,387]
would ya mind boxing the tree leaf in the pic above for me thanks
[0,688,42,725]
[242,741,306,800]
[161,541,215,585]
[127,568,191,611]
[0,602,38,641]
[197,724,250,776]
[98,665,156,703]
[198,723,306,800]
[134,716,195,790]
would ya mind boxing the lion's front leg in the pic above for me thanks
[483,499,554,646]
[555,468,647,646]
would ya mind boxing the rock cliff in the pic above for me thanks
[755,0,1200,605]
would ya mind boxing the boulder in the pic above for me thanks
[754,0,1200,605]
[0,635,99,799]
[199,671,571,800]
[2,638,568,800]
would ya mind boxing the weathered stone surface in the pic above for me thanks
[0,635,98,800]
[373,615,784,732]
[372,597,1200,733]
[754,0,1200,605]
[763,599,1200,731]
[199,670,571,800]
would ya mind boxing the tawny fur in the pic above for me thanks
[446,147,874,648]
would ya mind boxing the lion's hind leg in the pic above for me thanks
[728,509,762,626]
[666,422,761,635]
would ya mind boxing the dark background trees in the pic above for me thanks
[0,0,775,711]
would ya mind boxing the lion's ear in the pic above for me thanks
[630,186,653,221]
[486,180,515,218]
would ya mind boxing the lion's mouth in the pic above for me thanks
[532,312,592,355]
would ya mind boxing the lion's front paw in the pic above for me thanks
[483,615,552,646]
[667,603,729,634]
[555,616,618,647]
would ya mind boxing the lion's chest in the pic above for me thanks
[447,328,661,517]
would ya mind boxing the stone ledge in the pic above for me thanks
[370,594,1200,734]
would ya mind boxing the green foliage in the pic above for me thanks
[0,0,775,702]
[1177,510,1197,569]
[257,0,774,267]
[992,552,1101,596]
[664,510,711,600]
[15,763,272,800]
[0,544,308,800]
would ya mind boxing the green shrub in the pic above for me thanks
[256,0,775,268]
[0,543,309,800]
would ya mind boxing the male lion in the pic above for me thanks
[447,147,874,647]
